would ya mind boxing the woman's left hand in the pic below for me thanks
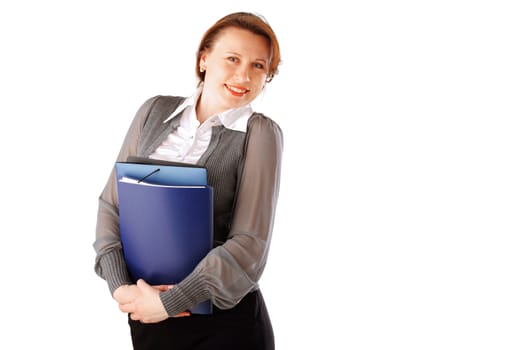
[119,279,169,323]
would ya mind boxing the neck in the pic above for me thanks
[195,89,214,124]
[197,88,236,124]
[195,100,213,125]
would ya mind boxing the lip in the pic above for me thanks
[225,84,250,97]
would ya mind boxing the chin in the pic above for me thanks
[224,96,251,109]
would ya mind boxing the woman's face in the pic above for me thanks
[199,27,271,113]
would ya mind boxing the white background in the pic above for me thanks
[1,1,524,349]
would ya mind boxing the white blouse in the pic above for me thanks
[149,90,253,164]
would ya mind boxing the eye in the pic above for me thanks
[227,56,239,62]
[253,62,265,69]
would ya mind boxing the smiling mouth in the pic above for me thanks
[225,84,250,97]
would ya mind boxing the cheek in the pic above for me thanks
[219,62,237,76]
[252,76,267,92]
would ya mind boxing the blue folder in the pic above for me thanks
[116,160,213,315]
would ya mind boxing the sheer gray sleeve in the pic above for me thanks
[160,114,283,315]
[93,96,160,294]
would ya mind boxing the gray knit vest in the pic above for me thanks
[136,95,257,244]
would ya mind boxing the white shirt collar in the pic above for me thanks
[162,89,200,124]
[162,88,252,132]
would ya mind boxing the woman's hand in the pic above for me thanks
[118,279,190,323]
[152,284,174,292]
[152,284,192,318]
[113,284,141,304]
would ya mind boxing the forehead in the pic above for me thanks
[210,27,271,60]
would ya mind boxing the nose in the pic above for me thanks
[234,64,251,82]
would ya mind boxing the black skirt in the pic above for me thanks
[128,290,274,350]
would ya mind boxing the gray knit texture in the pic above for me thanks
[99,249,132,295]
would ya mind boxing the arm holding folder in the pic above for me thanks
[156,115,283,315]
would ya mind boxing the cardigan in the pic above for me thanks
[93,95,283,316]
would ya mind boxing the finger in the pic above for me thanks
[137,279,150,290]
[140,317,156,324]
[175,311,191,318]
[153,285,169,292]
[119,302,135,314]
[129,312,142,321]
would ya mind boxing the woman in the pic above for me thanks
[93,12,282,349]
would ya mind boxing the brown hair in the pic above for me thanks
[196,12,281,84]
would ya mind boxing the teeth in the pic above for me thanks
[228,85,248,93]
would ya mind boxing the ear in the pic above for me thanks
[199,53,208,72]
